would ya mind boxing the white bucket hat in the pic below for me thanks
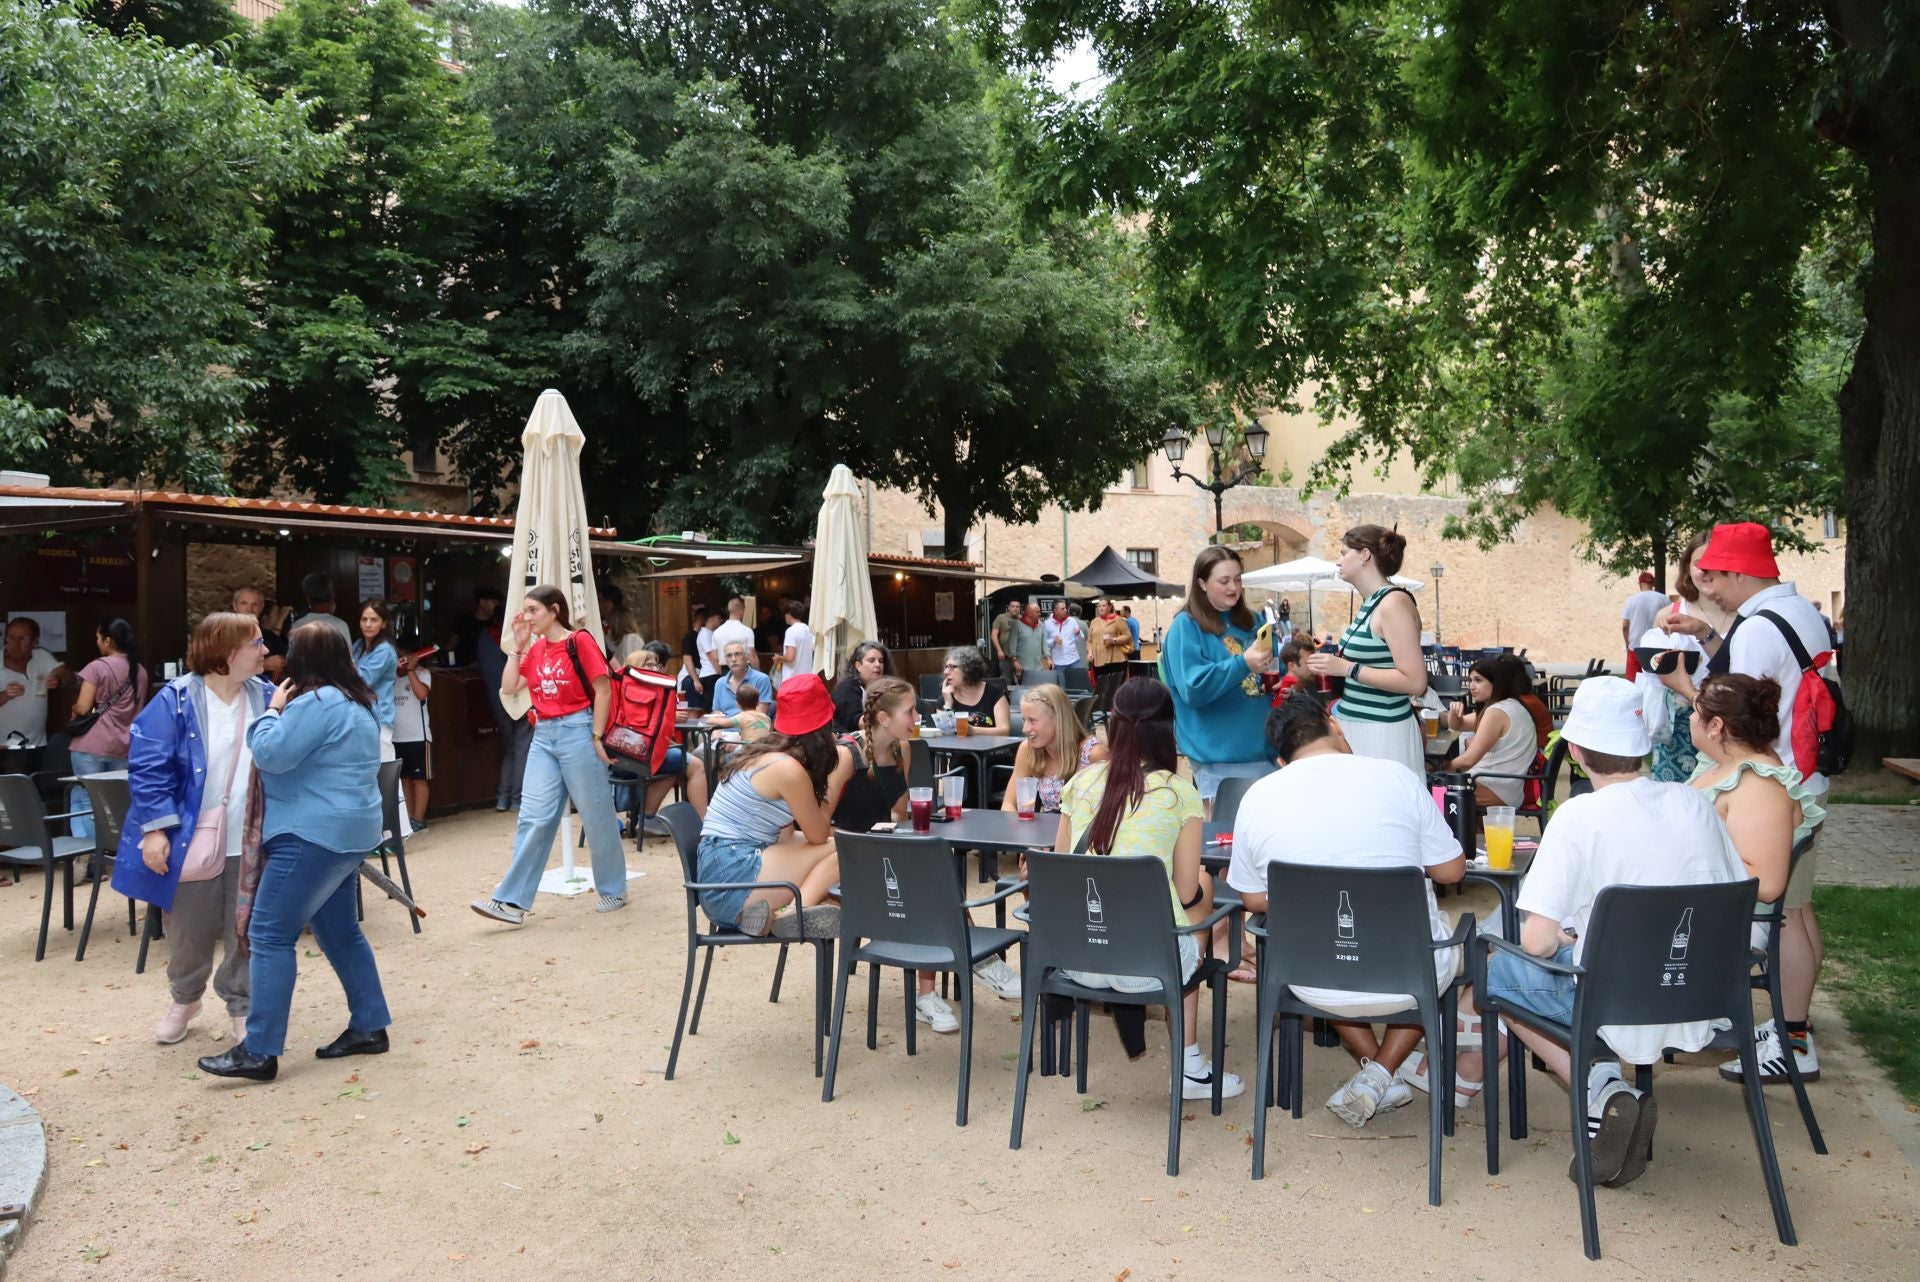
[1562,675,1653,758]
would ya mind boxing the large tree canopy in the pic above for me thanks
[0,0,326,490]
[982,0,1916,757]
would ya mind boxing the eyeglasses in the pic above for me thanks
[248,637,268,649]
[942,663,962,672]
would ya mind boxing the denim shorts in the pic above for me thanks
[1190,759,1272,802]
[662,746,687,775]
[695,833,765,929]
[1485,942,1577,1025]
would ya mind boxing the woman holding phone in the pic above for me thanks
[1160,546,1274,809]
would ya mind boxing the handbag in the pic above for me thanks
[64,663,136,739]
[180,695,248,883]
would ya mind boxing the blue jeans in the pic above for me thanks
[68,751,125,844]
[1485,942,1577,1025]
[492,710,627,907]
[1191,759,1273,802]
[245,833,391,1057]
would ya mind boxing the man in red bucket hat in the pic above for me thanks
[1663,520,1834,1086]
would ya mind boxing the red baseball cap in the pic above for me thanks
[772,672,834,736]
[1694,522,1780,579]
[1637,571,1656,585]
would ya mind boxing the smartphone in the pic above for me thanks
[870,821,898,833]
[1255,621,1275,652]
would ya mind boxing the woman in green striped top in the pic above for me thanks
[1304,525,1430,777]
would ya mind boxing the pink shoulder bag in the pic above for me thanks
[179,697,248,883]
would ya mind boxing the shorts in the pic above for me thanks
[661,746,686,776]
[1190,759,1272,802]
[1783,841,1819,910]
[1292,929,1462,1020]
[695,833,766,930]
[1484,942,1577,1026]
[394,741,429,780]
[1064,933,1201,992]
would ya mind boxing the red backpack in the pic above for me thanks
[603,665,678,774]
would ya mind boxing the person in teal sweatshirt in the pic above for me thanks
[1160,546,1277,806]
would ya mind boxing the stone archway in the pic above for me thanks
[1218,490,1316,571]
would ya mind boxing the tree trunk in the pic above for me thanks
[1836,58,1920,762]
[939,478,973,562]
[1650,526,1667,594]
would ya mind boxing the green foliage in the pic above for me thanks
[0,1,327,489]
[79,0,242,48]
[1812,886,1920,1105]
[233,0,523,504]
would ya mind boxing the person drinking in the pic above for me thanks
[1304,525,1428,777]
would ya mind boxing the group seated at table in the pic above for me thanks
[1000,683,1105,815]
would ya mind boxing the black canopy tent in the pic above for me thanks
[1067,546,1183,598]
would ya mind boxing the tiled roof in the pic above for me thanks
[0,485,617,538]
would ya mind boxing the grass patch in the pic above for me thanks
[1811,885,1920,1105]
[1827,793,1920,807]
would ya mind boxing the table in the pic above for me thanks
[919,733,1021,806]
[1461,845,1537,941]
[912,806,1057,853]
[1199,822,1232,875]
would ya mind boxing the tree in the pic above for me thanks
[463,0,1194,544]
[233,0,528,504]
[79,0,242,48]
[984,0,1916,758]
[0,1,327,490]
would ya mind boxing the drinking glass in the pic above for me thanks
[908,786,934,833]
[1015,776,1038,820]
[1484,805,1516,870]
[941,774,965,820]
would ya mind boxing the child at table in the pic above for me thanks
[708,683,772,742]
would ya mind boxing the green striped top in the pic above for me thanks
[1338,587,1413,724]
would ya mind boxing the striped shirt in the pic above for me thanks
[1337,587,1413,724]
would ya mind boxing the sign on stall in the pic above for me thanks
[357,555,386,603]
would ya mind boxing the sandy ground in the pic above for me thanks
[4,808,1918,1281]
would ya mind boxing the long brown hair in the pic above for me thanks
[718,726,839,803]
[1086,678,1180,854]
[286,620,378,713]
[1182,546,1256,636]
[854,677,915,778]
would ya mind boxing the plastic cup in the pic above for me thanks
[941,774,965,820]
[1015,776,1038,820]
[1484,805,1516,870]
[1421,709,1439,740]
[909,787,934,833]
[955,715,972,738]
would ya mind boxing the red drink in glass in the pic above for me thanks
[910,796,933,832]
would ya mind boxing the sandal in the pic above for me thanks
[1396,1050,1483,1109]
[1227,963,1258,984]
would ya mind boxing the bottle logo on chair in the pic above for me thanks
[1334,890,1359,961]
[1084,876,1106,938]
[883,857,903,910]
[1669,907,1692,961]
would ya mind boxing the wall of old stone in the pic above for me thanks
[184,543,276,627]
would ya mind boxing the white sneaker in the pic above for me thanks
[915,992,959,1034]
[972,957,1022,1001]
[1182,1056,1246,1100]
[1327,1059,1394,1127]
[154,1000,200,1045]
[470,898,525,926]
[1378,1077,1415,1115]
[1719,1020,1821,1083]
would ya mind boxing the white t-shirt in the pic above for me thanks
[1621,590,1669,645]
[694,626,719,678]
[198,687,255,859]
[0,647,63,748]
[713,619,757,669]
[1725,583,1831,795]
[392,668,432,744]
[1043,616,1084,665]
[1515,777,1745,1063]
[1471,698,1540,806]
[777,621,814,687]
[1227,752,1463,1008]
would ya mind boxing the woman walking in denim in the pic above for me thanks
[471,584,628,923]
[198,622,388,1081]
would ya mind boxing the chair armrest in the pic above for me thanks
[1430,911,1476,950]
[1175,897,1240,935]
[1244,914,1268,940]
[684,878,806,908]
[963,879,1028,910]
[1481,932,1584,977]
[43,809,83,823]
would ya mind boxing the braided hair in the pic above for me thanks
[854,676,916,779]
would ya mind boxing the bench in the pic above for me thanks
[1883,758,1920,784]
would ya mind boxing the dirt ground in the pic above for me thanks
[5,809,1918,1281]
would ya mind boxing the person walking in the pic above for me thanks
[1160,546,1275,807]
[67,618,148,842]
[391,645,433,826]
[471,585,631,923]
[1120,605,1142,658]
[112,612,267,1047]
[1304,526,1428,778]
[197,624,389,1082]
[1011,602,1046,682]
[1043,600,1086,672]
[1087,598,1135,714]
[992,598,1025,686]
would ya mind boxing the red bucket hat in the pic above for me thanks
[1694,522,1780,579]
[772,672,834,736]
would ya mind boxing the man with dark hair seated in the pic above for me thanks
[1226,694,1467,1128]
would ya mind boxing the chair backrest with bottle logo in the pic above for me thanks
[1570,879,1758,1032]
[1261,862,1449,1008]
[834,832,974,964]
[1022,851,1185,992]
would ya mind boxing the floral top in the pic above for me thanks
[1034,735,1099,814]
[1059,762,1201,921]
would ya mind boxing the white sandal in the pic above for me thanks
[1397,1050,1483,1108]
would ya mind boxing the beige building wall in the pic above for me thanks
[860,433,1848,662]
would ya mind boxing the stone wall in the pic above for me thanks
[184,543,276,627]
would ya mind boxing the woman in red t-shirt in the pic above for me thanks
[471,585,629,922]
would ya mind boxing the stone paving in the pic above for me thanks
[0,1085,47,1280]
[1819,804,1920,888]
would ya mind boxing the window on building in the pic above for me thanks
[1822,509,1839,540]
[1126,459,1151,490]
[1125,548,1158,578]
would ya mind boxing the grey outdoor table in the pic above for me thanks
[1462,844,1537,941]
[912,806,1057,853]
[920,733,1022,806]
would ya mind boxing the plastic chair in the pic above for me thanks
[0,773,93,960]
[375,761,420,934]
[74,775,137,961]
[1210,775,1257,831]
[1021,670,1062,688]
[1010,852,1240,1176]
[822,833,1025,1126]
[1247,863,1473,1204]
[1735,837,1825,1152]
[1475,878,1793,1261]
[1060,667,1093,695]
[660,803,832,1080]
[918,674,945,702]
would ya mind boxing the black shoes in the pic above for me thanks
[198,1046,278,1081]
[316,1027,390,1060]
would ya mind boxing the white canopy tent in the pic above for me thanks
[1241,556,1423,633]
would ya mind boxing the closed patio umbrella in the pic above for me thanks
[808,464,878,677]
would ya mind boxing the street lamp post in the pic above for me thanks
[1430,562,1445,646]
[1162,420,1270,537]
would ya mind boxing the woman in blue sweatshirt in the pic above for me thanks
[199,622,388,1082]
[1160,546,1277,807]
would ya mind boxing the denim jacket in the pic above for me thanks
[109,674,272,911]
[248,686,382,853]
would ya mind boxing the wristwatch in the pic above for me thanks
[1703,625,1719,643]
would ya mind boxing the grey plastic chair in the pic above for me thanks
[0,773,93,960]
[74,774,136,961]
[822,833,1024,1126]
[1475,878,1792,1261]
[1210,775,1257,831]
[1247,862,1473,1204]
[660,802,831,1080]
[376,761,420,934]
[1010,851,1240,1175]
